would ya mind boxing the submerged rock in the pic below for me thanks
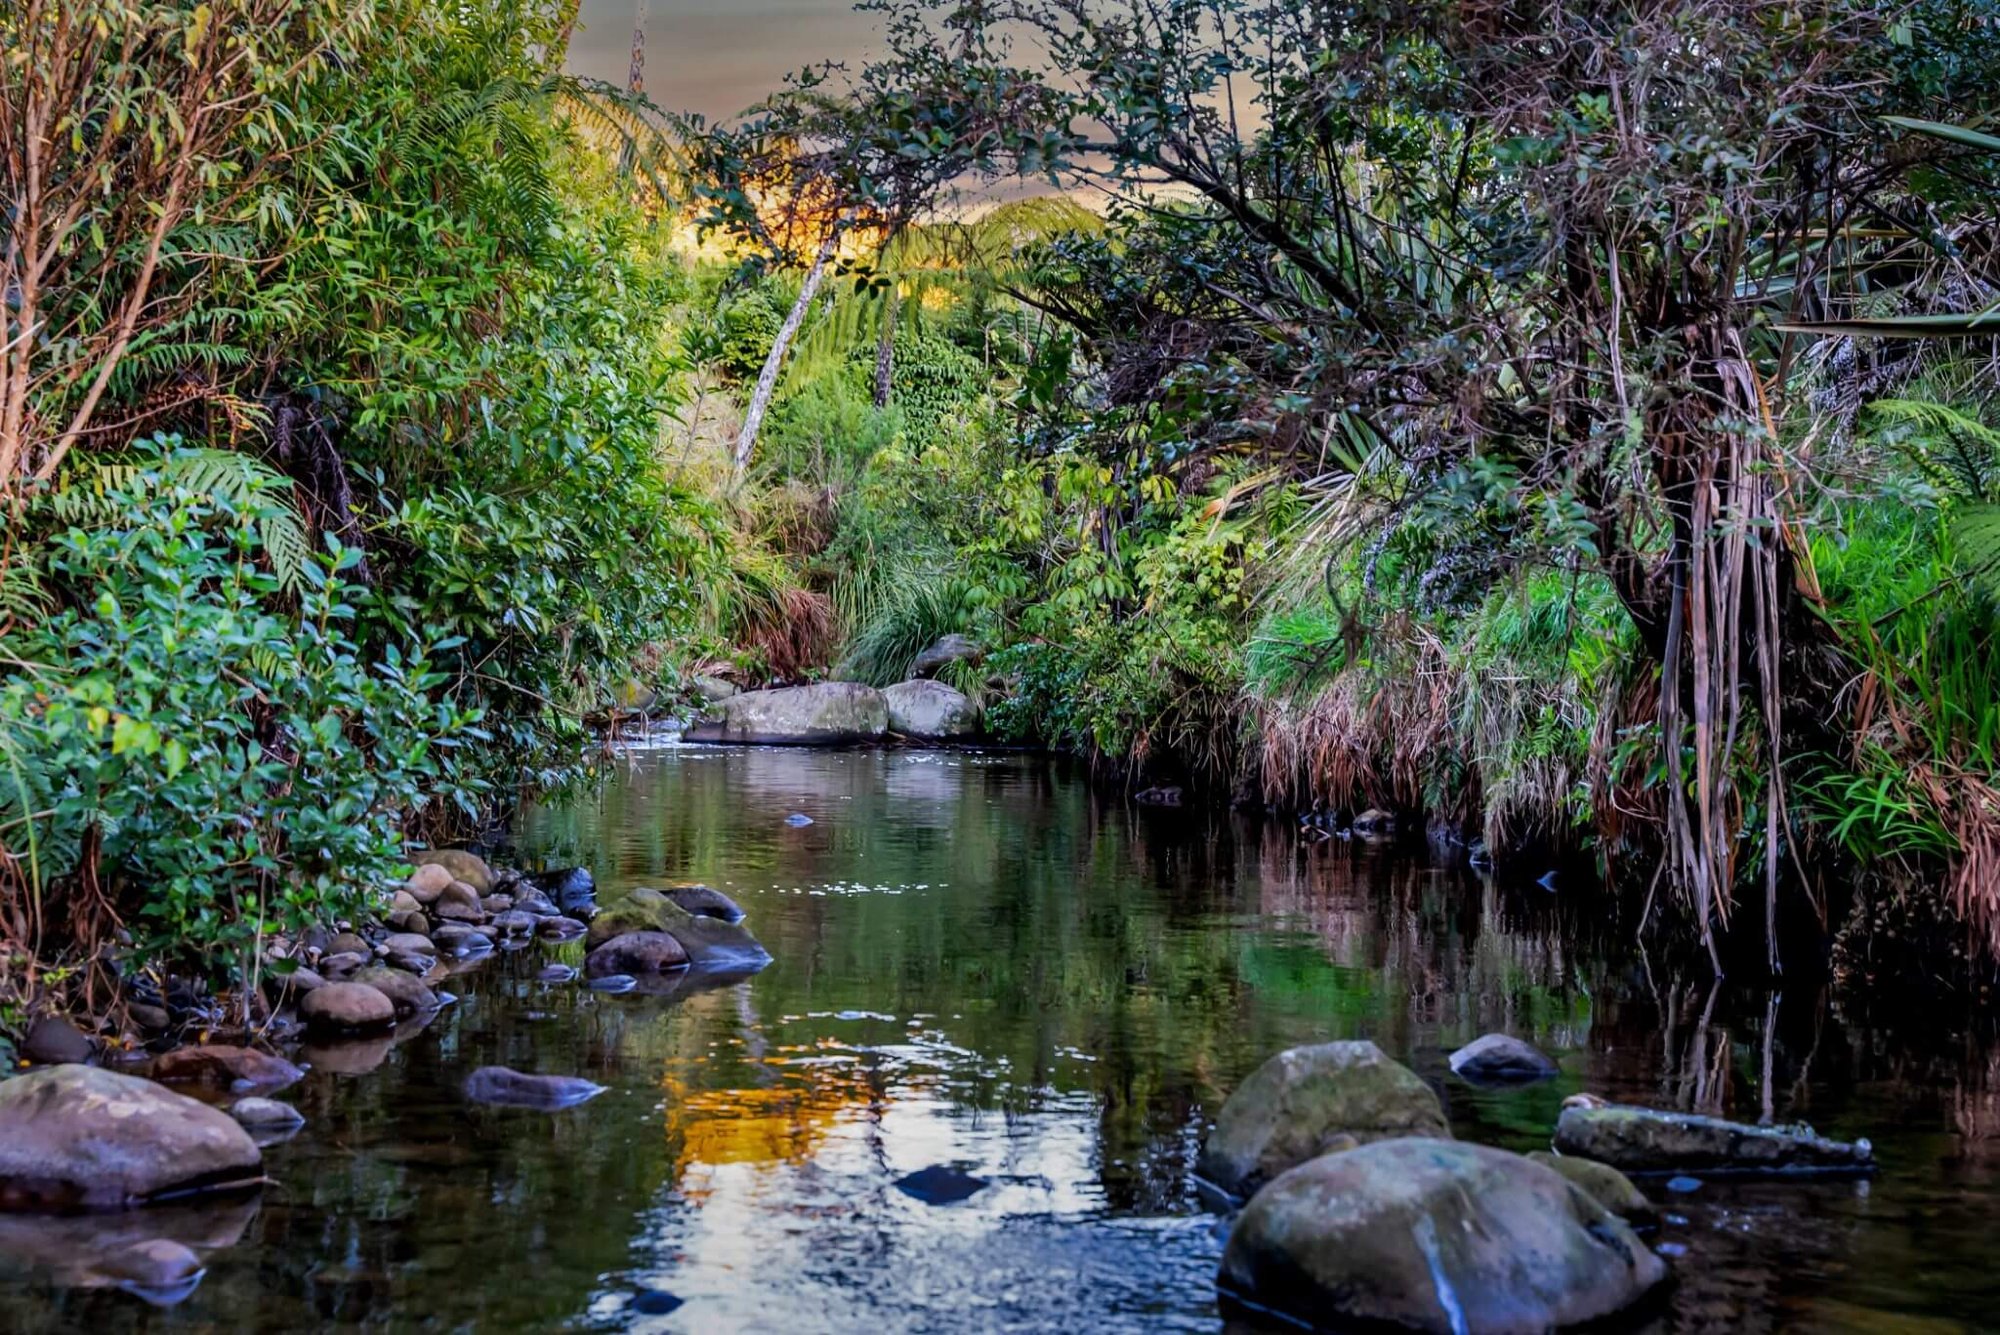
[463,1066,606,1110]
[228,1098,305,1132]
[893,1164,989,1204]
[1195,1040,1450,1201]
[1218,1139,1667,1333]
[585,973,638,994]
[882,679,979,740]
[585,930,689,976]
[148,1045,303,1091]
[1527,1151,1656,1224]
[0,1065,263,1210]
[1553,1105,1875,1175]
[412,849,493,893]
[1449,1033,1559,1085]
[684,682,889,745]
[299,982,397,1035]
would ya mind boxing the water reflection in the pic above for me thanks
[2,748,1998,1330]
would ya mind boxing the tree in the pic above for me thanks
[862,0,2000,970]
[0,0,367,497]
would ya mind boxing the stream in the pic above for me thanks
[3,745,1998,1331]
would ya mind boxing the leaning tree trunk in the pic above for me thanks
[733,229,840,477]
[872,283,901,409]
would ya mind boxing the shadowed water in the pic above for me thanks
[3,747,1999,1331]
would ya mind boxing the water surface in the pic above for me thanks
[4,747,1999,1331]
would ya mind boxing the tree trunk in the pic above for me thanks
[872,283,901,409]
[734,229,839,477]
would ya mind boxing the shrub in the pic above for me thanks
[0,456,476,989]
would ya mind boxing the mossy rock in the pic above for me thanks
[1196,1040,1449,1201]
[1528,1151,1656,1224]
[584,887,770,970]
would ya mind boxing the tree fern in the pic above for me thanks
[41,447,314,592]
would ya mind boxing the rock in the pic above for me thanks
[384,950,435,975]
[327,931,370,959]
[298,982,397,1035]
[395,911,430,936]
[533,866,596,910]
[381,932,435,956]
[434,879,483,916]
[584,888,771,969]
[462,1067,606,1109]
[405,863,454,904]
[22,1016,94,1066]
[1218,1139,1667,1333]
[1134,785,1183,806]
[537,915,587,940]
[148,1045,303,1091]
[387,890,422,920]
[683,682,888,745]
[434,899,483,924]
[536,964,578,984]
[229,1098,305,1131]
[350,967,438,1018]
[664,884,746,923]
[412,849,492,893]
[1195,1040,1450,1201]
[491,910,537,937]
[0,1065,263,1209]
[513,887,560,917]
[430,924,494,958]
[610,679,658,714]
[1553,1105,1875,1175]
[1528,1151,1657,1224]
[1449,1033,1559,1085]
[1351,807,1398,835]
[585,930,689,976]
[893,1164,989,1204]
[882,679,979,740]
[910,633,982,678]
[264,965,325,999]
[129,1004,171,1034]
[586,974,637,994]
[785,812,814,826]
[482,894,514,914]
[690,673,738,702]
[316,951,368,979]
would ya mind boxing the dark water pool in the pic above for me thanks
[4,746,2000,1332]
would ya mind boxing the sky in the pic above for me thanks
[566,0,884,123]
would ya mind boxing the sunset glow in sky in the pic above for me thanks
[567,0,882,122]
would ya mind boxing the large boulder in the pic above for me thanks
[882,679,980,740]
[1449,1033,1559,1085]
[412,849,493,893]
[584,887,772,970]
[0,1065,263,1210]
[683,682,888,745]
[1196,1041,1450,1201]
[1219,1139,1667,1333]
[1553,1104,1874,1175]
[909,633,982,679]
